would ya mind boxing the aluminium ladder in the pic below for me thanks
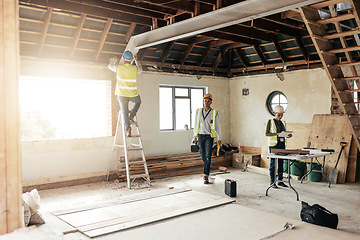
[299,0,360,152]
[113,111,151,189]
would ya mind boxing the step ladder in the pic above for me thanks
[113,111,151,189]
[299,0,360,151]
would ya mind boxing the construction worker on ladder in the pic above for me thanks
[108,51,143,137]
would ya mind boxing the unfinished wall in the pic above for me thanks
[229,68,331,149]
[20,58,230,186]
[137,72,230,157]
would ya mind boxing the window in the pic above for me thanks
[19,76,112,140]
[266,91,288,116]
[159,86,205,130]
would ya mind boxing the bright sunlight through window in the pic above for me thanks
[19,76,112,140]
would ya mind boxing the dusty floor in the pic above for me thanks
[36,167,360,239]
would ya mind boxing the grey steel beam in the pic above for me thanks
[126,0,324,53]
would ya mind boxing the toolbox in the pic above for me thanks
[225,179,237,197]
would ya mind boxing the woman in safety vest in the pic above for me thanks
[265,105,292,188]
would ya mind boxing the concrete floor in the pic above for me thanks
[36,167,360,239]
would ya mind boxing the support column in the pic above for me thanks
[0,0,22,234]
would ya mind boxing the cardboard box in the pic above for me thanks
[232,153,261,168]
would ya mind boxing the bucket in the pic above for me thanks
[306,163,322,182]
[290,160,305,177]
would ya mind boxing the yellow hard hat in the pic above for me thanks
[203,93,213,101]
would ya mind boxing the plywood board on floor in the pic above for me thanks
[52,188,235,238]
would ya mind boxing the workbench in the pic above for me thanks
[262,150,337,201]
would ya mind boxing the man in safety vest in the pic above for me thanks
[108,51,142,137]
[265,105,292,188]
[193,93,222,184]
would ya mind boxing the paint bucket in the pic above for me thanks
[290,160,305,177]
[306,163,322,182]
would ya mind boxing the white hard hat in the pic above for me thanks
[273,105,285,113]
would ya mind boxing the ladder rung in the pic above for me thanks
[329,46,360,54]
[307,19,323,28]
[323,29,360,40]
[333,76,360,81]
[130,173,149,179]
[126,135,140,138]
[343,101,360,105]
[128,160,146,166]
[317,13,354,25]
[335,61,360,67]
[114,144,124,148]
[127,147,144,151]
[320,50,336,56]
[338,89,360,93]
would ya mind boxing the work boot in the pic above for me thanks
[126,127,131,137]
[203,176,209,184]
[278,182,288,187]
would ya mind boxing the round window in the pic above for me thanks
[266,91,288,116]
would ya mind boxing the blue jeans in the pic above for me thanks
[118,95,141,130]
[269,146,284,183]
[198,134,214,176]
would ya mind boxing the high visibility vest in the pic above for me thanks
[194,108,217,138]
[268,119,287,147]
[115,63,138,97]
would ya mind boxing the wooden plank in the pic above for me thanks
[346,135,357,182]
[54,190,234,238]
[270,149,310,155]
[307,114,352,183]
[52,188,191,216]
[0,0,22,234]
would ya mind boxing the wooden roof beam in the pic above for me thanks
[160,41,175,63]
[272,37,287,63]
[126,23,137,42]
[295,37,309,61]
[70,13,86,58]
[94,18,113,61]
[198,40,217,66]
[213,48,227,68]
[254,44,267,66]
[19,0,161,26]
[38,7,53,56]
[107,0,178,16]
[136,0,194,13]
[235,47,249,67]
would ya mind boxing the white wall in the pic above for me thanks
[20,58,230,185]
[20,58,331,185]
[229,68,331,149]
[137,72,230,156]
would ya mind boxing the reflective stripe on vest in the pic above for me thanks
[267,119,286,147]
[115,64,138,97]
[194,108,217,138]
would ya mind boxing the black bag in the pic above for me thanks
[300,201,338,229]
[225,179,236,197]
[191,141,199,152]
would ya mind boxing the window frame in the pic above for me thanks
[266,90,288,116]
[159,85,206,131]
